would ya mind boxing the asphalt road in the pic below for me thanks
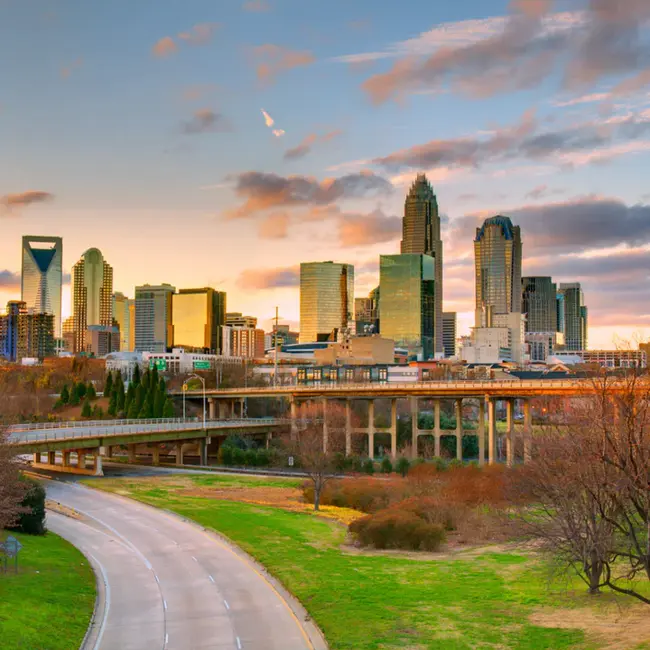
[46,481,320,650]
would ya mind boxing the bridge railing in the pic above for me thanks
[8,417,201,433]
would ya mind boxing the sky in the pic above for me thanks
[1,0,649,347]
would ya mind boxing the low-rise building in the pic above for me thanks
[314,335,394,366]
[549,349,646,368]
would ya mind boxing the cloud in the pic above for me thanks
[177,23,220,46]
[237,266,299,290]
[252,44,315,82]
[338,209,402,247]
[258,212,290,239]
[525,184,565,199]
[243,0,270,12]
[60,57,82,79]
[283,130,341,160]
[261,109,286,137]
[358,1,650,103]
[1,191,54,211]
[272,129,285,138]
[182,109,231,134]
[152,36,177,57]
[181,83,219,102]
[0,270,20,290]
[225,170,393,218]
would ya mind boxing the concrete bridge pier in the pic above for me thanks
[290,397,298,440]
[505,399,515,467]
[455,399,463,461]
[32,448,103,476]
[345,399,352,455]
[487,398,497,465]
[368,399,375,459]
[321,398,328,453]
[208,398,217,420]
[410,397,418,459]
[152,446,161,466]
[128,444,137,463]
[199,438,209,466]
[523,399,533,462]
[390,398,397,458]
[478,399,486,466]
[434,399,441,458]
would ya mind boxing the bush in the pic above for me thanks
[302,477,401,513]
[244,449,258,467]
[349,510,446,552]
[256,449,270,466]
[362,458,375,475]
[12,478,46,535]
[380,457,393,474]
[81,398,92,418]
[86,383,97,400]
[60,384,70,404]
[396,457,410,477]
[232,447,246,466]
[219,445,234,466]
[396,496,458,531]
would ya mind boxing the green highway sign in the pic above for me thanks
[149,358,167,371]
[193,360,211,370]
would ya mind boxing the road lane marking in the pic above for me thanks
[209,574,215,583]
[192,556,198,562]
[236,636,242,649]
[165,632,169,646]
[154,573,160,584]
[223,599,230,610]
[89,553,110,650]
[163,599,168,611]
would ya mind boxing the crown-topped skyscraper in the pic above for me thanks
[400,173,443,355]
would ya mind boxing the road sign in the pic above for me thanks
[193,360,211,370]
[149,359,167,371]
[2,536,22,558]
[182,384,188,391]
[288,456,294,467]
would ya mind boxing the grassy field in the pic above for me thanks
[0,530,95,650]
[87,473,650,650]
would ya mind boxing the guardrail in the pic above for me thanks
[9,417,202,433]
[8,418,285,445]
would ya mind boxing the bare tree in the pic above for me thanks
[0,429,28,531]
[288,402,349,511]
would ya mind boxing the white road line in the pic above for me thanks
[236,636,242,649]
[165,632,169,646]
[209,575,215,583]
[192,556,198,562]
[154,573,160,584]
[223,599,230,610]
[163,599,168,611]
[89,553,110,650]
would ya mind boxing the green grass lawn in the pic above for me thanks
[87,474,650,650]
[0,530,95,650]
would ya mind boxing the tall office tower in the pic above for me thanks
[559,283,588,351]
[442,312,457,358]
[135,284,176,353]
[522,276,557,332]
[113,292,135,352]
[21,236,63,338]
[299,261,354,343]
[556,291,565,336]
[71,248,113,353]
[171,288,226,353]
[0,301,27,361]
[379,254,435,360]
[16,312,55,361]
[226,312,257,328]
[401,174,443,354]
[355,286,380,335]
[474,216,522,326]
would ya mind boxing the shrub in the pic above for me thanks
[244,449,258,467]
[60,384,70,404]
[12,478,46,535]
[349,510,446,552]
[219,445,234,466]
[81,398,92,418]
[86,383,97,400]
[396,496,458,531]
[232,447,246,466]
[362,458,375,475]
[303,477,401,513]
[396,457,410,477]
[380,457,393,474]
[256,449,270,466]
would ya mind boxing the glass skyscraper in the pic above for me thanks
[379,254,435,360]
[172,288,226,353]
[474,216,522,326]
[400,174,443,354]
[522,276,557,332]
[135,284,175,353]
[72,248,113,353]
[442,311,457,358]
[299,262,354,343]
[113,292,135,352]
[21,236,63,338]
[559,283,588,350]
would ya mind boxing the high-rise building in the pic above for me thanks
[225,327,266,359]
[474,216,522,325]
[400,174,443,354]
[379,254,435,360]
[21,236,63,338]
[226,312,257,328]
[113,292,135,352]
[16,312,55,361]
[559,283,588,351]
[0,301,27,361]
[556,291,565,336]
[135,284,175,353]
[267,324,299,350]
[71,248,113,354]
[85,325,120,357]
[442,312,457,358]
[300,262,354,343]
[355,286,380,335]
[522,277,557,333]
[171,288,226,353]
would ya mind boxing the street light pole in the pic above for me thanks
[188,373,206,431]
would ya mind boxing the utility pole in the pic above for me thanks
[273,305,279,387]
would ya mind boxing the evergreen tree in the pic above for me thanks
[142,368,150,392]
[108,392,117,417]
[158,377,166,393]
[76,381,87,400]
[139,395,153,419]
[94,406,104,419]
[124,382,135,415]
[60,384,70,405]
[134,384,145,414]
[86,383,97,400]
[116,379,125,412]
[154,390,165,419]
[81,398,92,418]
[127,399,139,419]
[150,365,159,394]
[132,364,141,386]
[69,389,81,406]
[104,372,113,397]
[163,398,175,418]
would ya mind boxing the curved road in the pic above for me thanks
[46,481,318,650]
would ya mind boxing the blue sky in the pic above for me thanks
[1,0,649,346]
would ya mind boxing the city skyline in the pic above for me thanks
[1,1,649,347]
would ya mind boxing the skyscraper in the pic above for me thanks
[113,292,135,352]
[379,254,435,360]
[474,216,522,326]
[401,174,443,354]
[521,276,557,332]
[0,301,27,361]
[172,288,226,353]
[559,283,588,350]
[354,286,380,335]
[442,312,457,358]
[21,236,63,338]
[135,284,175,353]
[71,248,113,353]
[299,262,354,343]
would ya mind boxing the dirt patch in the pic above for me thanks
[46,499,82,519]
[178,486,301,507]
[531,601,650,650]
[341,542,517,562]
